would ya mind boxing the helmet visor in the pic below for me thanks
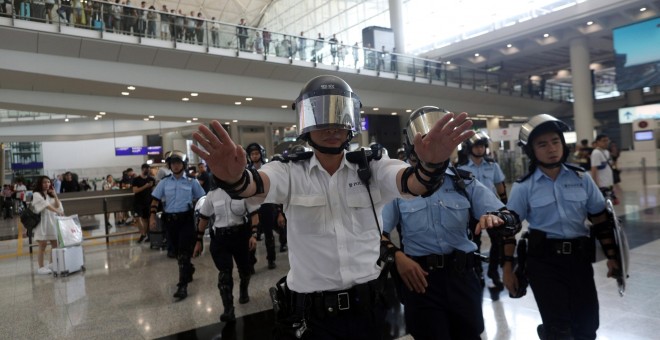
[296,89,361,136]
[405,107,452,145]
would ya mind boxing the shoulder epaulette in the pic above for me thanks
[484,157,496,164]
[163,174,172,179]
[447,168,474,180]
[564,163,585,178]
[516,172,533,183]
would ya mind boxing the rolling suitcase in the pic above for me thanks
[149,212,167,250]
[52,245,85,277]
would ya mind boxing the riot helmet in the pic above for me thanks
[403,106,453,159]
[292,75,362,154]
[166,150,188,174]
[518,114,570,168]
[464,130,490,158]
[270,153,285,162]
[246,143,267,164]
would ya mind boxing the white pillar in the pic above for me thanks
[388,0,405,54]
[486,117,500,151]
[265,123,274,158]
[162,131,184,153]
[230,123,239,144]
[569,37,594,142]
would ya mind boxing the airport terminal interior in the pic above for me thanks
[2,0,660,339]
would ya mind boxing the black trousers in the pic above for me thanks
[276,281,386,340]
[162,212,195,258]
[401,266,484,340]
[527,254,599,339]
[209,227,251,273]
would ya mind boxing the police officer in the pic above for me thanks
[192,75,475,339]
[193,189,258,322]
[457,131,508,288]
[247,142,282,269]
[381,106,518,340]
[505,114,621,340]
[150,150,206,300]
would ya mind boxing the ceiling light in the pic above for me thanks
[192,118,198,121]
[445,61,451,64]
[406,109,412,113]
[292,125,297,128]
[232,119,238,123]
[234,102,241,105]
[281,105,288,109]
[144,118,149,121]
[127,86,136,90]
[543,33,550,38]
[121,92,129,96]
[474,53,480,57]
[148,115,155,118]
[65,118,69,122]
[224,122,230,125]
[506,43,512,48]
[186,120,192,123]
[586,21,594,26]
[94,117,99,120]
[99,111,106,115]
[190,93,199,97]
[182,97,189,101]
[391,112,397,115]
[245,97,253,101]
[373,108,379,111]
[360,110,364,113]
[640,7,647,12]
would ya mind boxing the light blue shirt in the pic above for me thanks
[458,157,505,195]
[506,165,605,239]
[382,168,505,256]
[151,174,205,213]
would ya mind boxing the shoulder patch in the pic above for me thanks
[516,172,533,183]
[287,151,314,163]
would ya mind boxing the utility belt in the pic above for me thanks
[212,223,250,237]
[527,229,595,262]
[411,250,483,272]
[162,210,193,223]
[290,279,382,319]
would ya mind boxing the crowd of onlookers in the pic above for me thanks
[1,0,406,70]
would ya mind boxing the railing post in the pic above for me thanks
[103,198,109,244]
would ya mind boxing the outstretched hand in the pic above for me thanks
[413,112,475,165]
[192,121,248,183]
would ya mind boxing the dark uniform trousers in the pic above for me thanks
[209,225,251,273]
[527,238,599,340]
[162,211,195,282]
[276,280,386,340]
[258,203,280,262]
[403,254,484,340]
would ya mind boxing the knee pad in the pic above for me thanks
[219,271,233,286]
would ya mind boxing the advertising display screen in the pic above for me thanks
[115,146,162,156]
[613,17,660,91]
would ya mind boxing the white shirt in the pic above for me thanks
[197,189,257,229]
[260,153,408,293]
[590,148,613,187]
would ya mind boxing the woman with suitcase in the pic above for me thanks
[31,176,64,275]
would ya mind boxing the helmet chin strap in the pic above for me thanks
[536,160,562,169]
[470,152,484,158]
[307,138,349,155]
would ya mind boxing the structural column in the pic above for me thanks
[569,37,594,142]
[388,0,405,54]
[265,123,274,157]
[486,117,501,152]
[0,143,5,188]
[230,123,239,144]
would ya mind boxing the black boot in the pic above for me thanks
[173,283,188,299]
[238,271,251,304]
[218,271,235,322]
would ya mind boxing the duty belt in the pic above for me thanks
[411,251,480,272]
[545,237,590,256]
[293,279,380,318]
[214,224,249,236]
[162,211,193,222]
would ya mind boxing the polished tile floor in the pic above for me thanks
[1,168,659,339]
